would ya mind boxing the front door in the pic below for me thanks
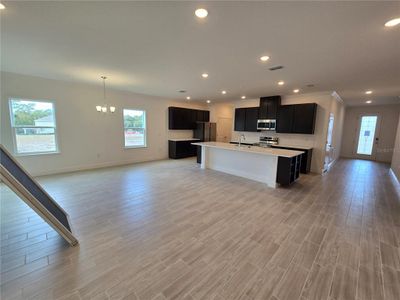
[354,114,380,160]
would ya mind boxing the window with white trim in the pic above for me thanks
[123,109,146,148]
[9,99,59,154]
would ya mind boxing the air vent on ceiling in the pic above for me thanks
[269,65,284,71]
[306,84,315,88]
[178,90,187,93]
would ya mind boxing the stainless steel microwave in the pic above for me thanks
[257,119,276,131]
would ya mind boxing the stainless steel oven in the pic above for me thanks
[257,119,276,131]
[259,136,279,148]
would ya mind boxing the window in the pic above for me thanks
[9,99,58,155]
[123,109,146,148]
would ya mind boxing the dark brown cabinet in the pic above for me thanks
[272,146,313,173]
[276,103,317,134]
[276,155,302,185]
[244,107,259,132]
[259,96,281,119]
[234,108,246,131]
[234,107,259,132]
[168,107,210,130]
[292,104,317,134]
[196,110,210,123]
[276,105,294,133]
[168,140,198,159]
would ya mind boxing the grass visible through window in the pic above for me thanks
[9,99,58,154]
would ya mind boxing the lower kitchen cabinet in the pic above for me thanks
[272,146,313,173]
[276,155,302,185]
[169,140,198,159]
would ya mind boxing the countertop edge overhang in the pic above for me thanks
[192,142,304,158]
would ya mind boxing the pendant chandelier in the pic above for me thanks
[96,76,116,113]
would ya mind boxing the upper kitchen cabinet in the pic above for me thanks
[292,103,317,134]
[244,107,259,132]
[234,107,259,132]
[169,107,186,129]
[259,96,281,119]
[276,103,317,134]
[195,110,210,122]
[276,105,294,133]
[168,107,210,130]
[234,108,246,131]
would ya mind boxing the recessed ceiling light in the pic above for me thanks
[293,89,299,93]
[385,18,400,27]
[186,96,191,100]
[0,3,5,10]
[365,90,372,94]
[241,96,246,99]
[201,73,209,78]
[366,100,372,104]
[206,100,211,104]
[195,8,208,19]
[278,81,285,85]
[222,90,227,94]
[260,56,270,62]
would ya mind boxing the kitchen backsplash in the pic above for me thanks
[231,131,316,148]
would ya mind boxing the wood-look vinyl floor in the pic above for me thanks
[1,158,400,300]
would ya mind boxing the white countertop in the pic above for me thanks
[272,144,313,150]
[230,141,259,145]
[169,138,201,142]
[192,142,304,158]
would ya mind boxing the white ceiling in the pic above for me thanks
[1,1,399,106]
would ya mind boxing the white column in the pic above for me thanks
[200,146,207,169]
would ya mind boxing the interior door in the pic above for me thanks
[216,117,232,142]
[354,114,381,160]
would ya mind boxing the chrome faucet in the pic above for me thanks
[238,134,246,147]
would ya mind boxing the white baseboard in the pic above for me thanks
[32,156,168,177]
[390,168,400,184]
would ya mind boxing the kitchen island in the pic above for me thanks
[192,142,304,188]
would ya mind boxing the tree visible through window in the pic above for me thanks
[123,109,146,147]
[9,99,58,154]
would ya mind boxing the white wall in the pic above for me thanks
[329,93,345,164]
[213,92,345,174]
[340,104,400,163]
[391,117,400,181]
[1,72,207,176]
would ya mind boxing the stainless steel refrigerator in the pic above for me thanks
[194,122,217,141]
[194,122,217,164]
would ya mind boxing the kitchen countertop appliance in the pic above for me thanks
[259,136,279,148]
[257,119,276,131]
